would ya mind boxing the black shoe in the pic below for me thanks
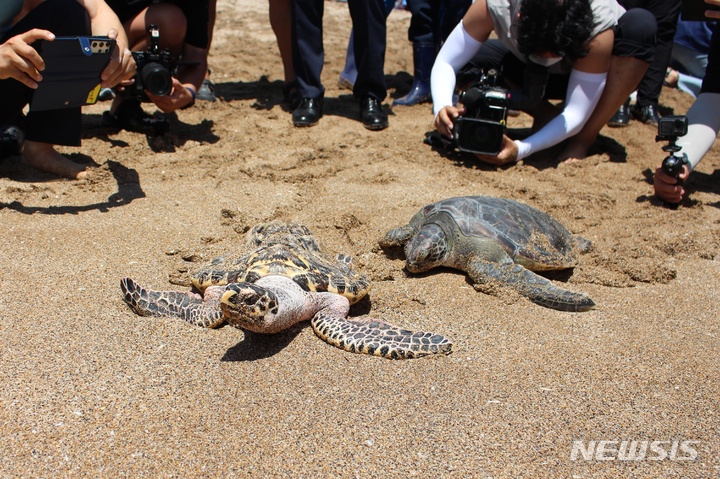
[292,98,323,127]
[101,99,169,135]
[607,98,631,127]
[360,97,388,131]
[631,103,660,126]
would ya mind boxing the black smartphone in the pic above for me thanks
[30,36,116,111]
[681,0,720,22]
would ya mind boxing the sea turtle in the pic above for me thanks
[121,221,452,359]
[379,196,595,312]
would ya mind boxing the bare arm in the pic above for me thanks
[74,0,135,88]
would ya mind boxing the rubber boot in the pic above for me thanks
[394,42,436,106]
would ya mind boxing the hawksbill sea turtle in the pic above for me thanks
[120,221,452,359]
[379,196,595,312]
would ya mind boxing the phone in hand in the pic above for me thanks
[681,0,720,21]
[30,36,116,111]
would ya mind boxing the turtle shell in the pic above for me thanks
[419,196,580,269]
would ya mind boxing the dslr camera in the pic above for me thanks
[453,69,510,156]
[655,115,689,179]
[125,24,178,101]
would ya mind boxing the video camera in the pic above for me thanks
[452,69,510,156]
[655,115,689,208]
[125,24,178,102]
[656,115,689,179]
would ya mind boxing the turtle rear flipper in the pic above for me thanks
[468,260,595,312]
[120,277,226,328]
[311,313,453,359]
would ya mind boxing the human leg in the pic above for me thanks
[340,0,394,90]
[5,0,92,178]
[197,0,217,101]
[560,8,656,161]
[629,0,681,124]
[393,0,434,105]
[291,0,325,126]
[270,0,295,86]
[559,56,648,161]
[348,0,389,129]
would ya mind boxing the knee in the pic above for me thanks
[618,8,657,46]
[145,3,188,53]
[613,8,657,62]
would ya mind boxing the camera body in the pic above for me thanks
[655,115,689,179]
[453,70,510,155]
[125,25,178,101]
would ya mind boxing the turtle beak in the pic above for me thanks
[404,224,447,272]
[404,242,432,273]
[220,289,237,307]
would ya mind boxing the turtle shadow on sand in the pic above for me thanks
[379,196,596,312]
[221,327,304,362]
[120,221,452,359]
[222,296,372,362]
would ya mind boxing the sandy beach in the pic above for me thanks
[1,0,719,477]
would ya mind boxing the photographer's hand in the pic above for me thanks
[101,29,136,89]
[146,77,196,113]
[0,29,55,89]
[475,135,519,166]
[434,105,465,138]
[706,0,720,19]
[653,165,689,204]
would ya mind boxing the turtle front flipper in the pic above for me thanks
[467,260,595,312]
[379,225,415,248]
[120,278,225,328]
[311,311,453,359]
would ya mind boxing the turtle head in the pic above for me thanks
[404,223,448,273]
[220,283,283,334]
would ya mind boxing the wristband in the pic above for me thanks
[181,87,196,110]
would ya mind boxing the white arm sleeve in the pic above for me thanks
[676,92,720,171]
[514,69,607,160]
[431,21,484,117]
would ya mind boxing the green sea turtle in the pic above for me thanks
[379,196,595,312]
[121,221,452,359]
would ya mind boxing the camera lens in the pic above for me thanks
[460,120,503,154]
[141,62,172,96]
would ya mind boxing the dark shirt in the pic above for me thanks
[105,0,210,49]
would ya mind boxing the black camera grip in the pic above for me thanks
[661,154,689,184]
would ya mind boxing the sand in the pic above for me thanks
[1,0,718,477]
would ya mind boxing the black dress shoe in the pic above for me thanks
[607,98,631,127]
[631,103,660,126]
[360,97,389,131]
[292,98,323,127]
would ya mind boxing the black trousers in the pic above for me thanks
[406,0,472,47]
[618,0,681,108]
[291,0,387,101]
[0,0,90,146]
